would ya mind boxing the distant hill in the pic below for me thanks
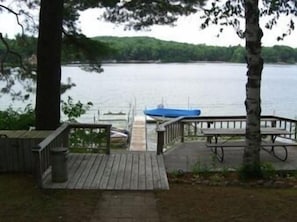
[1,35,295,64]
[93,36,297,64]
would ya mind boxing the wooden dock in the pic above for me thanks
[43,152,169,190]
[129,116,147,151]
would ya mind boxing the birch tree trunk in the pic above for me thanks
[243,0,263,177]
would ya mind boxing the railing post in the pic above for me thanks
[63,125,70,148]
[271,120,276,128]
[207,121,213,143]
[157,127,165,155]
[32,145,43,188]
[106,125,111,154]
[293,122,297,140]
[180,121,184,143]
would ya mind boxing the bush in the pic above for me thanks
[0,105,35,130]
[61,96,93,122]
[238,163,263,180]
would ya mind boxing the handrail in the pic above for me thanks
[156,115,297,155]
[156,117,183,154]
[32,123,69,188]
[32,122,111,188]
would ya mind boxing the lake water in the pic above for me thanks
[1,63,297,121]
[60,63,297,121]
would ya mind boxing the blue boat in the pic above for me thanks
[144,107,201,120]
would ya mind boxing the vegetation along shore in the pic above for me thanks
[2,35,297,65]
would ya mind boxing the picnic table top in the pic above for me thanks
[201,128,291,136]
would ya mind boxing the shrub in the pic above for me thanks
[0,105,35,130]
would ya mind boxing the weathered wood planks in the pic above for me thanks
[0,130,52,173]
[43,152,169,190]
[129,116,147,151]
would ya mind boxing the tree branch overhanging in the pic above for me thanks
[0,4,25,35]
[0,33,24,76]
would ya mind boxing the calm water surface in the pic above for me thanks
[60,63,297,121]
[1,63,296,121]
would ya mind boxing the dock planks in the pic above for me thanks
[43,151,169,190]
[129,116,147,151]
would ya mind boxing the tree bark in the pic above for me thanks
[243,0,263,177]
[35,0,64,130]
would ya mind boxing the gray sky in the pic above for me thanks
[1,8,296,47]
[78,9,297,47]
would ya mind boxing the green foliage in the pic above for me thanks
[3,35,297,65]
[61,34,116,70]
[61,96,93,122]
[192,161,210,175]
[200,0,297,42]
[0,105,35,130]
[102,0,203,30]
[260,162,276,179]
[170,169,185,178]
[69,128,108,153]
[94,36,297,64]
[238,163,263,180]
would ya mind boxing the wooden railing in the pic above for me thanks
[156,115,297,155]
[32,123,111,188]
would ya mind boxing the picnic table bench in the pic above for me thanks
[202,128,296,162]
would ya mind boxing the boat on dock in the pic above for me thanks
[110,128,130,148]
[144,107,201,121]
[97,107,134,149]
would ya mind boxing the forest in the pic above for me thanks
[94,36,297,64]
[1,35,297,64]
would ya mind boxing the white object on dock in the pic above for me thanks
[129,116,147,151]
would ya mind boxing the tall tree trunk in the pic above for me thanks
[35,0,64,130]
[243,0,263,177]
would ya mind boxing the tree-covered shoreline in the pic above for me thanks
[94,36,297,64]
[1,35,297,65]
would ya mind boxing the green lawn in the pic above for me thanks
[0,174,101,222]
[1,174,297,222]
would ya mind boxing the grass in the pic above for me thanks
[0,174,101,222]
[156,183,297,222]
[2,173,297,222]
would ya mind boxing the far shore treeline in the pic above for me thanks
[95,36,297,64]
[1,35,297,64]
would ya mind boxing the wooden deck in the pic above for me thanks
[164,141,297,172]
[43,151,169,190]
[0,130,53,173]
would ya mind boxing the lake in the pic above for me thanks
[60,63,297,121]
[1,63,297,121]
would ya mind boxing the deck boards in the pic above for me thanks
[43,151,169,190]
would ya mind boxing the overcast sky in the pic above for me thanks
[78,9,297,47]
[1,8,296,47]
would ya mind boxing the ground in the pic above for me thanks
[157,184,297,222]
[1,174,297,222]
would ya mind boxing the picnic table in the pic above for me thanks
[201,128,295,162]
